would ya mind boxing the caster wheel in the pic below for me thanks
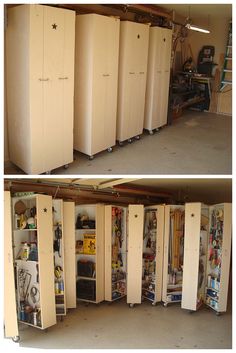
[216,312,221,316]
[128,138,132,144]
[12,336,20,343]
[149,130,154,135]
[45,171,51,175]
[135,135,140,140]
[129,303,135,308]
[163,302,168,307]
[60,316,64,322]
[156,128,160,132]
[107,147,113,153]
[89,155,94,161]
[189,310,194,314]
[151,302,157,306]
[118,141,124,147]
[64,164,69,169]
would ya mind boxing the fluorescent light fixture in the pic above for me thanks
[186,23,210,34]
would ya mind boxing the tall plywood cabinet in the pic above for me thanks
[74,14,120,158]
[12,194,56,331]
[144,27,172,134]
[117,21,149,143]
[105,205,128,302]
[6,5,75,174]
[182,203,232,314]
[127,205,144,307]
[162,205,185,306]
[142,205,164,305]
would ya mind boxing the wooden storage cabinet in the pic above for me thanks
[75,204,104,303]
[6,5,75,174]
[117,21,149,143]
[12,194,56,330]
[74,14,120,158]
[127,205,144,307]
[182,203,232,314]
[142,205,164,305]
[105,206,127,301]
[162,205,185,306]
[144,27,172,134]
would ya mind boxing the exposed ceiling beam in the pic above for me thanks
[97,178,140,189]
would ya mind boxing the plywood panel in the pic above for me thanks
[37,195,56,328]
[182,203,201,311]
[4,191,19,339]
[127,205,144,304]
[155,205,165,302]
[104,206,112,301]
[64,202,76,308]
[96,204,105,302]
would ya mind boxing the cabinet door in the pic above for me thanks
[91,16,120,155]
[4,191,19,339]
[96,204,105,302]
[127,205,144,304]
[182,203,201,311]
[155,205,165,302]
[42,6,67,172]
[37,195,56,328]
[63,202,76,309]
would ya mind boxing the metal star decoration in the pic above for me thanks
[43,208,47,213]
[52,23,57,30]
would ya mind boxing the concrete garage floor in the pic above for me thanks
[4,111,232,175]
[12,299,231,349]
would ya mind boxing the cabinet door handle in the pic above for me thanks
[139,71,144,74]
[58,77,68,80]
[102,74,110,77]
[129,72,135,74]
[39,78,49,81]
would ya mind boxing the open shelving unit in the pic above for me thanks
[12,194,56,330]
[162,205,185,306]
[75,204,104,304]
[105,205,127,302]
[142,205,164,305]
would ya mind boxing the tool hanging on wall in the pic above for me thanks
[54,224,62,257]
[171,209,184,271]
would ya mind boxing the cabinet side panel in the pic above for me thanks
[6,5,31,173]
[182,203,201,311]
[144,27,155,130]
[4,191,19,338]
[37,195,56,328]
[127,205,144,304]
[96,205,105,302]
[155,205,165,302]
[218,203,232,312]
[74,15,94,155]
[63,202,76,308]
[162,206,170,302]
[104,206,112,301]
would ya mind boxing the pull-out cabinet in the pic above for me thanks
[182,203,232,314]
[142,205,164,305]
[105,206,127,301]
[162,205,185,306]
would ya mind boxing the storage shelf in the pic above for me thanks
[75,229,96,232]
[112,279,126,284]
[15,259,39,264]
[167,291,182,295]
[77,276,96,281]
[205,302,218,312]
[76,253,96,256]
[19,320,42,329]
[77,298,97,304]
[206,286,219,293]
[112,294,126,302]
[142,295,154,302]
[14,229,38,232]
[142,288,155,294]
[206,294,218,302]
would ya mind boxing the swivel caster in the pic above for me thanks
[156,128,160,132]
[12,336,20,343]
[129,303,135,308]
[60,315,64,322]
[45,171,51,175]
[135,135,140,140]
[128,138,132,144]
[107,147,113,153]
[118,141,124,147]
[152,302,157,306]
[216,312,221,316]
[163,302,168,307]
[188,310,194,314]
[64,164,69,169]
[149,130,154,135]
[89,155,94,161]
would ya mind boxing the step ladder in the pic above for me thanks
[220,20,232,90]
